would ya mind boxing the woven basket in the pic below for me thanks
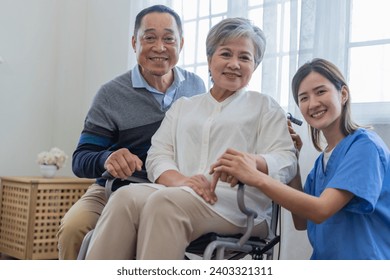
[0,176,92,259]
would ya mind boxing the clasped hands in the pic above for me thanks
[104,147,258,205]
[180,120,302,204]
[184,148,259,205]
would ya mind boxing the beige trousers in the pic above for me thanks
[85,184,268,260]
[57,184,107,260]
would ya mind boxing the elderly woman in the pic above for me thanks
[85,17,297,260]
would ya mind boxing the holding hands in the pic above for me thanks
[210,148,261,189]
[210,120,303,188]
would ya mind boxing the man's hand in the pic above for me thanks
[104,148,143,179]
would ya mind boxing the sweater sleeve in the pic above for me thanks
[72,133,113,179]
[72,85,117,179]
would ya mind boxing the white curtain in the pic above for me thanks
[292,0,349,115]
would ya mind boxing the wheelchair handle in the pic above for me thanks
[102,170,114,179]
[236,182,258,247]
[237,182,258,218]
[102,170,150,199]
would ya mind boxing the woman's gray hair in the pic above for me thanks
[206,17,266,69]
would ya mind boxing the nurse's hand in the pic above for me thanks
[288,120,303,155]
[210,148,258,188]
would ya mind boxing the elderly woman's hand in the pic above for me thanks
[182,174,217,205]
[209,148,259,189]
[211,163,239,187]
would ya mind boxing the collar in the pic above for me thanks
[131,65,184,93]
[208,87,247,105]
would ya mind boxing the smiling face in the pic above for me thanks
[297,71,348,136]
[132,12,183,83]
[208,37,256,98]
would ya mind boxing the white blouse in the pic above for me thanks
[145,88,297,227]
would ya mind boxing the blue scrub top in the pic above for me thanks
[304,128,390,259]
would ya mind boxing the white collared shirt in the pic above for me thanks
[146,88,297,227]
[131,65,184,109]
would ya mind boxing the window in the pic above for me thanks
[171,0,230,88]
[348,0,390,103]
[169,0,390,122]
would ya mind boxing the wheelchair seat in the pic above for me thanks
[77,173,280,260]
[185,199,280,260]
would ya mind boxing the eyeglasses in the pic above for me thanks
[141,34,177,45]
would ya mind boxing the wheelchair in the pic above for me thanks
[77,171,280,260]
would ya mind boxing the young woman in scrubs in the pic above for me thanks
[211,58,390,260]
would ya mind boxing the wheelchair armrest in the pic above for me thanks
[237,182,258,218]
[102,170,150,199]
[236,182,258,247]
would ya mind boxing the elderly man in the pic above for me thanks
[57,5,205,260]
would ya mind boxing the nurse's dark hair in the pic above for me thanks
[291,58,361,151]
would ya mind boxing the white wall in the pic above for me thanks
[0,0,131,177]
